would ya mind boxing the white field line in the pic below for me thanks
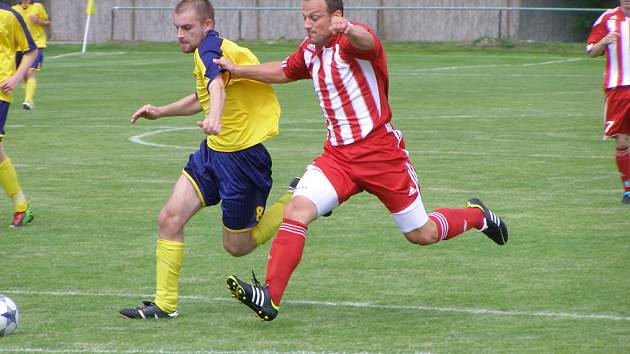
[126,127,611,160]
[128,127,195,149]
[48,51,127,60]
[0,349,354,354]
[522,58,584,67]
[414,57,584,72]
[2,288,629,322]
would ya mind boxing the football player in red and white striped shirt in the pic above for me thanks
[216,0,509,321]
[587,0,630,205]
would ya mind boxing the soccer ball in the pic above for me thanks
[0,294,19,337]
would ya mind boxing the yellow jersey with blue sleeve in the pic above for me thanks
[193,30,280,152]
[0,4,37,103]
[12,1,48,48]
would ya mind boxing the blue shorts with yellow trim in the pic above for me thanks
[183,139,273,232]
[31,48,44,69]
[0,100,9,141]
[16,48,44,70]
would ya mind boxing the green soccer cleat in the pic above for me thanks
[118,301,178,320]
[227,272,279,322]
[10,207,33,227]
[466,198,508,245]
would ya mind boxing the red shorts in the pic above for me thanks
[312,124,420,214]
[604,86,630,136]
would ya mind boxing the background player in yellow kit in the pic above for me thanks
[12,0,50,110]
[0,3,37,226]
[118,0,294,319]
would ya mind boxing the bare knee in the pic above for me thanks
[223,231,256,257]
[158,207,185,234]
[404,221,438,246]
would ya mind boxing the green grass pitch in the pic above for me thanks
[0,41,628,353]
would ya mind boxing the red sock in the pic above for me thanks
[615,147,630,192]
[265,218,307,305]
[428,208,484,241]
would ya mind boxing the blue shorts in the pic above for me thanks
[0,101,9,141]
[16,48,44,70]
[183,139,273,232]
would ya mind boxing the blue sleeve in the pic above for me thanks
[198,32,224,81]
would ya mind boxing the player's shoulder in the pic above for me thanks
[2,4,21,21]
[595,7,625,25]
[198,30,223,53]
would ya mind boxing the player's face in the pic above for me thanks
[173,10,213,53]
[302,0,340,46]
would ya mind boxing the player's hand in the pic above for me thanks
[130,104,161,123]
[197,116,221,135]
[29,16,40,24]
[213,57,236,74]
[0,76,20,94]
[330,15,351,35]
[601,31,619,45]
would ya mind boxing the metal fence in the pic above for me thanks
[107,5,605,42]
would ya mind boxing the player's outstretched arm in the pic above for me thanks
[213,57,292,84]
[130,94,201,123]
[0,50,36,94]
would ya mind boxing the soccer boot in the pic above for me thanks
[22,102,34,110]
[287,177,332,217]
[227,273,278,321]
[118,301,178,319]
[10,207,33,227]
[622,193,630,205]
[466,198,508,245]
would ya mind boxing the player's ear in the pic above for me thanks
[204,19,214,31]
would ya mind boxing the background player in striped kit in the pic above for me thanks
[215,0,509,321]
[587,0,630,205]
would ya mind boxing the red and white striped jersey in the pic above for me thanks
[587,7,630,90]
[282,23,392,146]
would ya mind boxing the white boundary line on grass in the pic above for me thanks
[2,288,629,322]
[127,126,612,160]
[0,349,348,354]
[417,57,584,72]
[48,51,127,60]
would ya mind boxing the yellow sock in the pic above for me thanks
[0,159,27,212]
[154,239,184,314]
[251,191,292,246]
[24,79,36,103]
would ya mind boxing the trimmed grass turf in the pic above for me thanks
[0,41,628,353]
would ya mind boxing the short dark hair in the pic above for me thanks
[324,0,343,15]
[175,0,215,22]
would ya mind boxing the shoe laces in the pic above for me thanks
[251,270,262,288]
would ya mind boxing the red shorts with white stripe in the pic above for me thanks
[312,124,420,214]
[604,86,630,136]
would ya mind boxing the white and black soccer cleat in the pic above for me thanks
[227,272,278,321]
[118,301,178,319]
[466,197,508,245]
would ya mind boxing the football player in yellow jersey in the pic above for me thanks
[12,0,50,110]
[0,3,37,227]
[119,0,292,319]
